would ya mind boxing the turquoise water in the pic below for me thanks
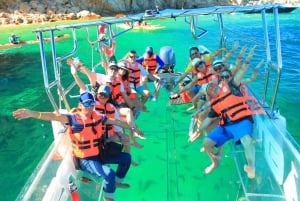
[0,10,300,201]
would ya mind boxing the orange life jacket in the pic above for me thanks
[119,75,138,100]
[142,53,157,74]
[110,77,126,107]
[210,82,253,125]
[126,61,142,89]
[95,101,116,137]
[69,111,105,158]
[192,67,214,85]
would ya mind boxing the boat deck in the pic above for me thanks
[18,86,300,201]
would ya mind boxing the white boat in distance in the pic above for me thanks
[242,3,298,13]
[15,5,300,201]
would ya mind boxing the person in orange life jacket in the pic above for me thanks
[68,61,140,166]
[190,59,228,110]
[174,46,227,88]
[173,58,217,111]
[191,44,257,105]
[124,50,159,105]
[190,47,257,178]
[12,92,133,201]
[70,59,146,141]
[217,60,264,115]
[136,46,165,75]
[96,85,140,166]
[136,46,164,101]
[197,82,255,179]
[185,60,228,142]
[188,46,257,140]
[105,61,146,141]
[117,60,148,113]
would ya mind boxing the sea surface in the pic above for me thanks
[0,9,299,201]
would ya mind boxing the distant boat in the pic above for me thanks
[244,4,298,14]
[0,34,69,49]
[242,0,299,14]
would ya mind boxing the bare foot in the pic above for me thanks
[142,105,149,112]
[204,162,219,174]
[116,182,130,188]
[131,160,138,166]
[244,165,255,179]
[170,93,180,99]
[134,131,146,140]
[188,131,201,142]
[186,105,196,111]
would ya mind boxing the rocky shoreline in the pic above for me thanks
[0,1,104,26]
[3,0,299,26]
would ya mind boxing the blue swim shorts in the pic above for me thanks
[206,118,253,147]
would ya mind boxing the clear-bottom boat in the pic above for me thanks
[16,5,300,201]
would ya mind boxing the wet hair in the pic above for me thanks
[120,67,129,80]
[129,50,137,54]
[189,46,199,58]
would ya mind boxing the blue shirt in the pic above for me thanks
[136,53,165,71]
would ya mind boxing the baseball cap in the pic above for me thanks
[97,85,111,95]
[212,59,224,67]
[79,92,94,103]
[108,61,118,69]
[192,58,205,67]
[145,46,153,54]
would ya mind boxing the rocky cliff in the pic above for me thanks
[4,0,300,25]
[0,0,240,25]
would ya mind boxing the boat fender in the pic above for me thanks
[180,91,191,103]
[98,24,116,57]
[69,180,81,201]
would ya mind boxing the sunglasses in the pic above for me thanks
[221,74,230,79]
[195,62,205,68]
[213,65,223,72]
[97,93,108,99]
[109,67,117,71]
[82,101,95,108]
[129,55,136,58]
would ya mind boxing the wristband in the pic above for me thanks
[38,112,42,119]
